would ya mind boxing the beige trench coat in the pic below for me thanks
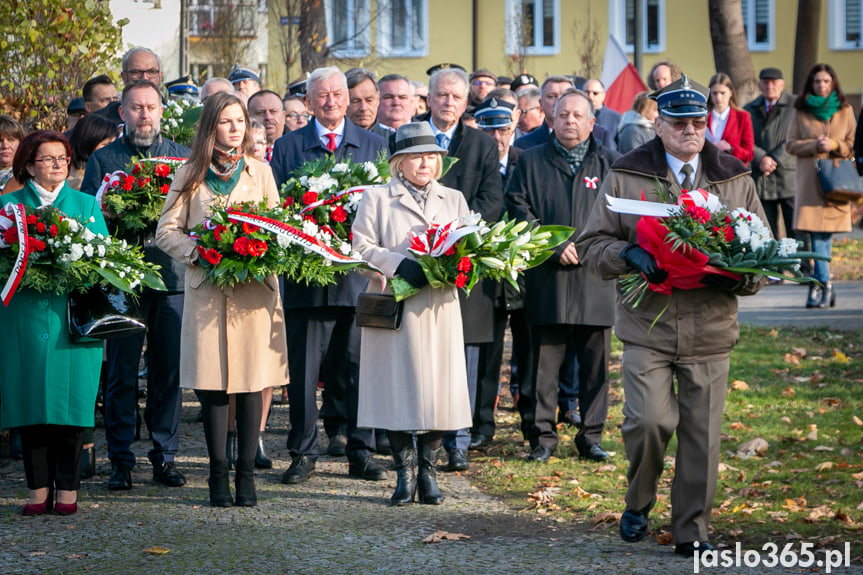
[352,178,473,431]
[786,104,856,233]
[155,158,288,393]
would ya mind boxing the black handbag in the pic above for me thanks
[67,284,146,342]
[815,158,863,204]
[355,292,404,330]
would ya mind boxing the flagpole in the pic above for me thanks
[634,0,643,75]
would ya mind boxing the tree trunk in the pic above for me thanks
[793,0,821,94]
[299,0,329,72]
[707,0,758,105]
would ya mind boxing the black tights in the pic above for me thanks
[196,390,262,466]
[386,430,443,453]
[19,425,84,491]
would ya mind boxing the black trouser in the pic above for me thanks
[19,425,84,491]
[528,324,611,452]
[196,390,262,466]
[761,197,795,240]
[386,430,444,453]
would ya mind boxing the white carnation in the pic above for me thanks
[66,219,80,232]
[299,176,309,188]
[332,163,349,174]
[339,242,351,255]
[81,229,96,241]
[363,162,379,181]
[83,244,94,257]
[276,234,291,248]
[69,243,84,262]
[302,221,319,237]
[778,238,798,258]
[97,245,106,257]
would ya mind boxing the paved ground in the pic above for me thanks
[738,280,863,331]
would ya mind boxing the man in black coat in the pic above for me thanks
[270,66,388,485]
[81,79,190,491]
[415,67,503,471]
[505,89,619,464]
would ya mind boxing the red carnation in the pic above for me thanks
[137,177,151,187]
[213,224,227,242]
[331,205,348,223]
[233,236,250,256]
[301,191,318,205]
[154,163,170,178]
[457,257,472,272]
[685,205,711,224]
[444,246,456,256]
[160,184,170,194]
[722,226,735,242]
[49,224,58,237]
[3,227,18,244]
[197,245,222,265]
[35,222,46,233]
[455,272,468,288]
[282,197,295,208]
[122,175,135,191]
[247,238,268,257]
[242,222,259,234]
[132,163,142,175]
[110,180,121,188]
[28,237,46,252]
[27,215,37,225]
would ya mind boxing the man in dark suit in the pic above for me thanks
[345,68,395,140]
[505,89,619,464]
[414,67,503,471]
[81,78,189,491]
[469,91,532,450]
[270,66,388,485]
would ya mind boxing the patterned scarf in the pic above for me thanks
[399,174,431,211]
[552,136,590,174]
[210,146,245,181]
[805,92,841,122]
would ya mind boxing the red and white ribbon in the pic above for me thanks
[584,176,599,189]
[95,170,127,208]
[1,203,30,307]
[408,219,481,257]
[299,185,368,214]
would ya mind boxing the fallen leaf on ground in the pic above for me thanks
[781,386,796,397]
[780,416,792,423]
[812,445,834,452]
[815,461,833,471]
[791,347,807,358]
[805,425,818,441]
[736,437,769,458]
[807,505,834,521]
[590,512,620,528]
[853,415,863,427]
[784,354,800,365]
[655,530,674,545]
[422,530,471,543]
[832,349,849,363]
[594,464,617,473]
[143,547,170,556]
[820,397,841,408]
[731,380,749,391]
[783,497,807,512]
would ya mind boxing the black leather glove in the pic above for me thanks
[701,273,742,292]
[396,259,429,289]
[619,244,667,284]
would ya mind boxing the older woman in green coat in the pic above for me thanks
[0,130,108,516]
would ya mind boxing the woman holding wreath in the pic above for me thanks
[0,130,109,516]
[156,93,287,507]
[352,122,472,506]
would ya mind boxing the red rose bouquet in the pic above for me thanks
[0,203,165,305]
[97,156,186,234]
[607,189,828,310]
[389,214,574,302]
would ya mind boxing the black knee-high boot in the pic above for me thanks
[234,392,262,506]
[387,431,416,506]
[196,390,232,507]
[417,431,444,505]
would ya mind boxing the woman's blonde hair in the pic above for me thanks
[389,152,443,182]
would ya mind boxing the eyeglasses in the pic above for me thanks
[471,79,495,88]
[661,117,708,131]
[33,156,70,166]
[286,112,311,121]
[125,68,161,79]
[518,106,539,114]
[481,126,513,134]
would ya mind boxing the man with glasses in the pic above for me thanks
[120,47,163,87]
[516,86,545,137]
[468,68,497,106]
[282,95,311,133]
[584,79,621,149]
[576,76,768,556]
[81,78,190,493]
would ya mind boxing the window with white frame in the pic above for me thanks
[189,0,256,37]
[741,0,774,51]
[326,0,370,57]
[608,0,665,54]
[505,0,560,56]
[377,0,428,58]
[829,0,862,49]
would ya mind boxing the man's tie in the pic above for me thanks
[325,133,337,152]
[265,146,273,163]
[436,132,449,150]
[680,163,694,190]
[765,101,773,115]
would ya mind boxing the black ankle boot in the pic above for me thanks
[805,283,822,308]
[226,431,237,470]
[818,282,835,308]
[80,446,96,479]
[208,460,232,507]
[254,434,272,469]
[417,443,444,505]
[390,447,417,506]
[235,460,257,506]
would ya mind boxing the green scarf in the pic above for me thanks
[805,92,841,122]
[206,157,244,196]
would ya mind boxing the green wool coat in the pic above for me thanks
[0,181,109,428]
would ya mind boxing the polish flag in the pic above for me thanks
[600,36,648,114]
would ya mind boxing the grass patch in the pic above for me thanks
[831,238,863,281]
[468,325,863,557]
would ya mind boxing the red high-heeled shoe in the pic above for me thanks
[22,488,53,516]
[54,492,79,516]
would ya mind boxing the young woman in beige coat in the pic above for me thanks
[786,63,856,308]
[352,122,473,506]
[156,93,288,507]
